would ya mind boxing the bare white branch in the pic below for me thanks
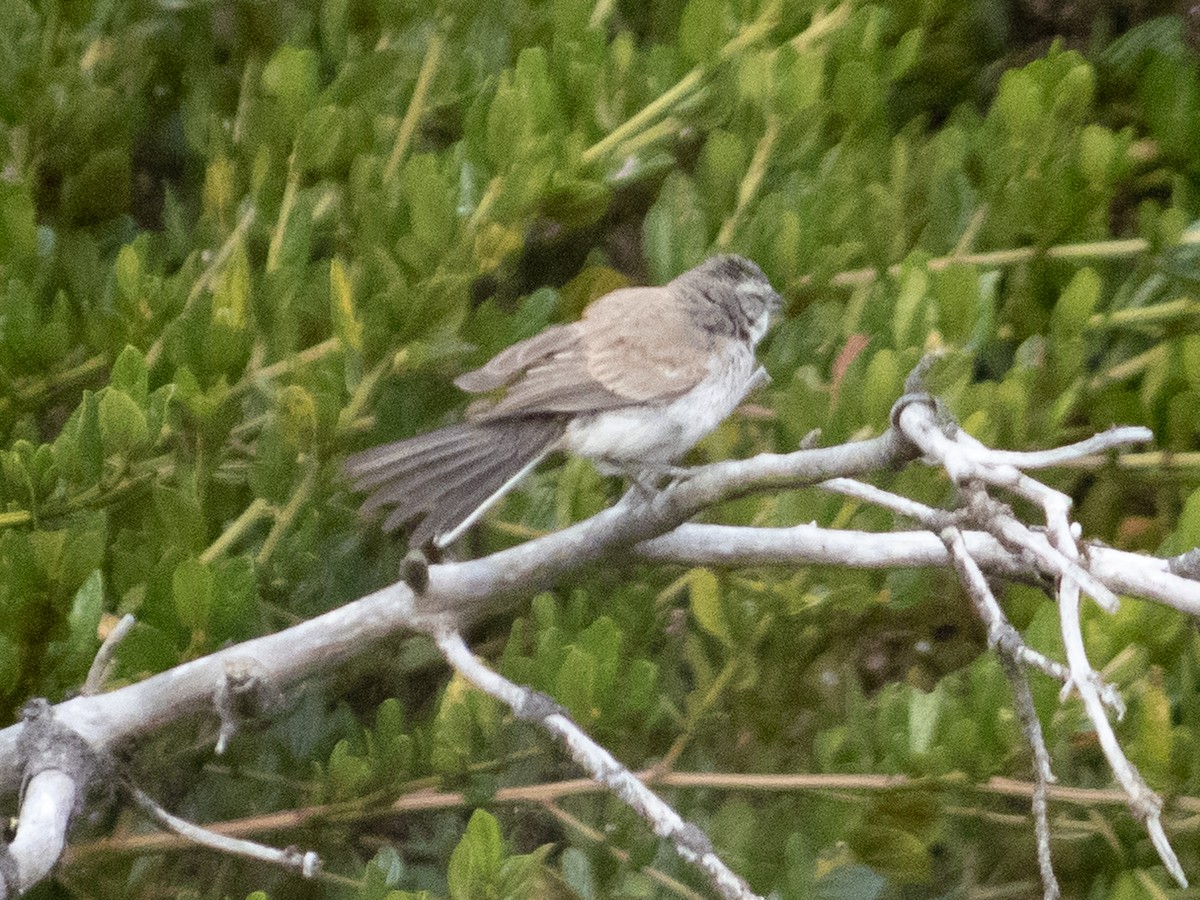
[83,614,135,697]
[126,782,320,878]
[0,770,77,899]
[941,527,1060,899]
[637,524,1200,616]
[951,425,1153,469]
[820,477,950,524]
[894,397,1187,887]
[432,628,761,900]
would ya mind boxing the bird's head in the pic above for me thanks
[676,254,783,344]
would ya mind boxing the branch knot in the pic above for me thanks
[17,699,108,816]
[512,689,569,723]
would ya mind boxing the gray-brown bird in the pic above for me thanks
[344,255,782,548]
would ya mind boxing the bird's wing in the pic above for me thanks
[454,324,580,393]
[470,287,715,419]
[580,286,715,400]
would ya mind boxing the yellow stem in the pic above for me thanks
[0,510,32,528]
[266,152,299,274]
[1088,344,1166,390]
[256,458,318,567]
[384,32,446,186]
[582,2,840,171]
[790,1,851,53]
[951,205,989,258]
[147,205,257,368]
[542,801,707,899]
[15,354,107,404]
[1089,297,1200,330]
[337,357,390,435]
[581,70,704,169]
[716,114,780,248]
[200,497,273,565]
[226,337,343,400]
[798,229,1200,292]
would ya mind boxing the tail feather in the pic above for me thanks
[359,439,493,514]
[344,425,483,490]
[345,418,565,546]
[421,446,550,548]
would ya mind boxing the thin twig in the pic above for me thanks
[256,458,318,567]
[82,615,135,697]
[542,801,708,900]
[432,627,761,900]
[794,228,1200,292]
[201,498,273,565]
[266,152,299,275]
[895,397,1187,888]
[125,782,320,878]
[384,31,445,186]
[146,204,257,369]
[716,114,780,248]
[942,528,1060,900]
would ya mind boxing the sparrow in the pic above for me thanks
[344,254,782,549]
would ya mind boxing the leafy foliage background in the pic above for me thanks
[3,0,1200,897]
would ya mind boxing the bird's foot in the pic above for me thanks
[629,464,693,496]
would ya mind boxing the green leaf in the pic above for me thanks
[1134,668,1172,784]
[908,683,942,756]
[815,865,886,900]
[689,568,730,645]
[432,675,499,773]
[64,569,104,671]
[1079,124,1116,187]
[297,104,369,176]
[0,181,37,273]
[330,257,362,352]
[172,556,214,632]
[365,845,406,890]
[1051,267,1101,337]
[114,244,141,304]
[276,385,318,450]
[402,154,455,251]
[643,173,708,284]
[210,555,256,644]
[113,623,180,677]
[110,345,149,406]
[892,265,929,350]
[262,46,320,122]
[625,658,658,714]
[154,485,207,555]
[327,738,373,800]
[680,0,725,67]
[0,635,21,699]
[212,240,250,332]
[77,390,104,484]
[99,388,149,457]
[579,616,620,703]
[0,529,40,643]
[448,810,503,900]
[846,822,932,883]
[560,846,596,900]
[862,350,900,429]
[555,645,595,722]
[931,264,979,346]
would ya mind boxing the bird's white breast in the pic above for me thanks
[562,340,759,470]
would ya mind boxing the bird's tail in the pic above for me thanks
[343,418,564,548]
